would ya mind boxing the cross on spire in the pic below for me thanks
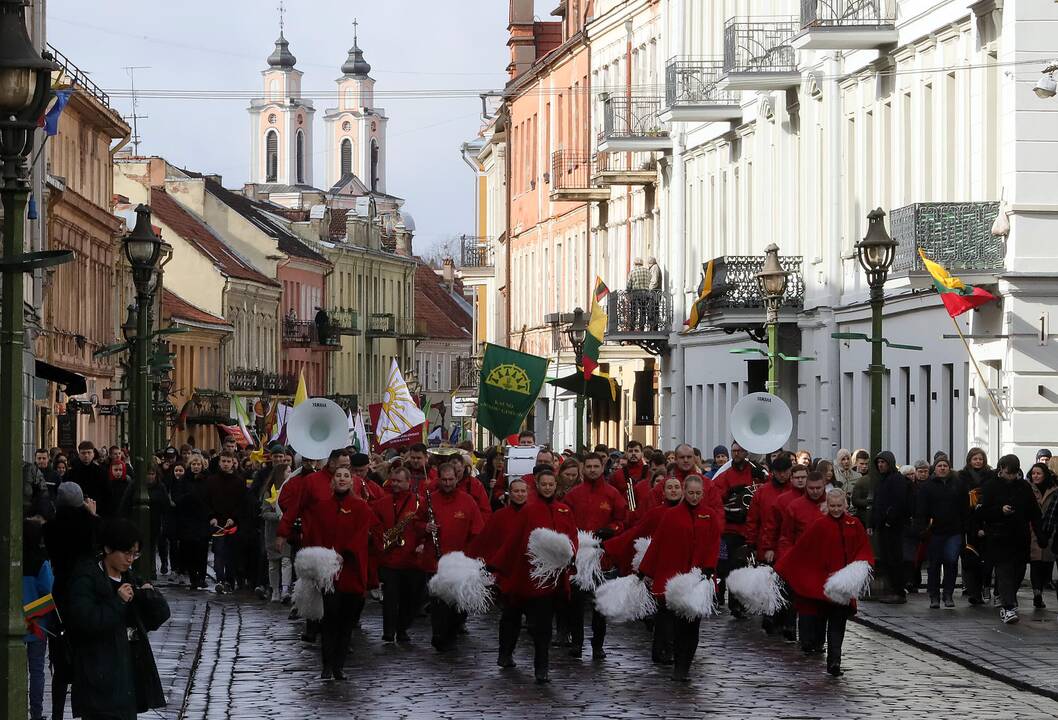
[352,17,359,45]
[278,0,286,32]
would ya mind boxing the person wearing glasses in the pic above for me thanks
[65,519,171,720]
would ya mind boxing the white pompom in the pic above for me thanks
[572,530,605,591]
[291,577,324,620]
[824,560,873,605]
[664,569,718,621]
[427,551,496,615]
[291,546,343,620]
[727,565,787,616]
[631,537,651,574]
[527,527,575,587]
[594,575,657,623]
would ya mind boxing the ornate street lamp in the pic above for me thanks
[756,244,789,395]
[855,208,898,460]
[564,307,588,453]
[122,205,164,578]
[0,4,67,715]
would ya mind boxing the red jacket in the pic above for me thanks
[416,487,484,573]
[562,477,628,534]
[303,490,380,595]
[760,486,805,558]
[777,493,828,560]
[632,477,660,515]
[609,461,646,496]
[638,500,723,597]
[371,490,422,571]
[744,476,790,551]
[602,501,675,575]
[421,474,492,519]
[278,468,382,545]
[711,462,762,538]
[492,496,578,603]
[775,512,874,613]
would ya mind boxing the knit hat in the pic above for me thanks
[349,453,370,467]
[712,445,729,460]
[56,482,84,508]
[1038,449,1053,462]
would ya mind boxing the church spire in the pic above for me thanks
[267,1,296,69]
[341,18,372,77]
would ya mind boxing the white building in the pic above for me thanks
[654,0,1058,464]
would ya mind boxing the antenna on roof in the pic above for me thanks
[122,66,150,155]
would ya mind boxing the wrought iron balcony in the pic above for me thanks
[397,317,429,340]
[366,312,396,338]
[697,255,805,332]
[792,0,898,50]
[183,390,232,426]
[328,308,361,336]
[262,372,297,395]
[454,356,481,391]
[606,290,673,355]
[550,151,609,201]
[598,96,672,153]
[326,394,359,413]
[593,151,658,187]
[282,318,313,347]
[890,202,1004,277]
[662,58,743,123]
[460,236,494,268]
[228,368,262,393]
[720,18,801,91]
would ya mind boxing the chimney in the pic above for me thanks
[395,229,412,257]
[441,257,455,289]
[507,0,536,79]
[346,213,368,248]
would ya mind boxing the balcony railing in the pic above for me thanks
[454,356,481,391]
[326,394,359,413]
[664,58,742,122]
[705,255,805,312]
[721,18,801,90]
[183,390,231,426]
[228,368,262,393]
[228,369,297,394]
[328,308,361,336]
[262,372,297,395]
[593,152,658,186]
[283,316,345,348]
[599,96,672,152]
[606,290,673,355]
[397,317,429,340]
[551,151,610,200]
[794,0,898,49]
[47,44,112,109]
[890,202,1003,275]
[460,236,494,268]
[366,312,396,337]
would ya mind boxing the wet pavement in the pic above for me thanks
[148,586,1058,719]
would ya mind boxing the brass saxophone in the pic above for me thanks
[382,499,420,552]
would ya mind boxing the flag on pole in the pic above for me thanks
[230,397,255,446]
[582,277,609,380]
[293,370,309,406]
[42,89,73,137]
[349,408,370,454]
[476,343,549,439]
[449,425,462,445]
[269,403,292,444]
[685,259,715,331]
[919,250,997,318]
[376,360,427,446]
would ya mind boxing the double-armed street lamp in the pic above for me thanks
[756,243,789,395]
[0,2,73,714]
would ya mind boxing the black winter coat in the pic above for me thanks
[66,460,113,517]
[65,559,170,719]
[172,471,212,542]
[977,477,1045,564]
[43,506,100,607]
[915,474,970,536]
[871,451,911,530]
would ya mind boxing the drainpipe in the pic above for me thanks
[666,0,686,449]
[825,51,844,454]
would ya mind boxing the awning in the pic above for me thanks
[547,372,620,405]
[34,360,87,397]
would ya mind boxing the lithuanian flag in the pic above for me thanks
[582,277,609,380]
[685,260,715,331]
[24,593,56,639]
[919,249,997,318]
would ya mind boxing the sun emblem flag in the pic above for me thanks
[476,343,549,439]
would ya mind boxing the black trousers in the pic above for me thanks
[431,597,467,651]
[379,566,425,637]
[718,533,749,616]
[321,591,364,671]
[181,538,209,587]
[1030,560,1054,593]
[671,611,701,679]
[49,630,71,720]
[568,587,606,650]
[995,560,1027,610]
[499,596,555,673]
[799,606,850,668]
[963,547,994,599]
[877,526,906,596]
[652,601,674,662]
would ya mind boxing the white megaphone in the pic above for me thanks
[286,398,350,460]
[729,392,793,455]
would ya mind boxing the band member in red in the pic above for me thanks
[639,475,723,682]
[778,470,829,651]
[422,453,491,520]
[372,466,424,644]
[609,441,646,496]
[561,453,627,659]
[603,476,683,577]
[403,443,430,493]
[349,453,385,503]
[491,468,578,683]
[630,467,666,519]
[301,465,380,681]
[744,453,793,634]
[419,462,484,652]
[776,489,874,676]
[761,459,807,640]
[711,441,766,617]
[469,478,528,570]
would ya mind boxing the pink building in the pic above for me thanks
[278,244,333,396]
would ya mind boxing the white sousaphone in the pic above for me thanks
[728,392,793,456]
[286,397,350,460]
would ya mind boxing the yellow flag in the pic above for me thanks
[293,369,308,406]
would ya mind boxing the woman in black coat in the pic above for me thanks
[65,519,170,720]
[172,454,212,589]
[959,447,997,605]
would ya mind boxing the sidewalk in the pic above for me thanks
[855,589,1058,701]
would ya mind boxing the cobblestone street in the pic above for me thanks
[147,587,1058,719]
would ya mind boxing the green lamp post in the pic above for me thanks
[564,307,588,453]
[756,243,790,395]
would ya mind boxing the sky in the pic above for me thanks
[45,0,513,255]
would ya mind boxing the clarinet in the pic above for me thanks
[425,488,442,559]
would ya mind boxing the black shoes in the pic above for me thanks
[1034,594,1047,609]
[943,595,955,609]
[396,631,411,643]
[301,631,318,643]
[332,668,346,681]
[568,646,582,658]
[535,667,550,684]
[929,596,940,609]
[827,665,844,677]
[591,646,606,660]
[497,654,516,668]
[321,666,333,681]
[382,634,395,643]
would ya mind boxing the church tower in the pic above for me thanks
[323,20,388,192]
[248,23,315,186]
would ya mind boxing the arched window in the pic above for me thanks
[340,138,352,177]
[295,130,305,184]
[265,130,278,182]
[370,139,379,191]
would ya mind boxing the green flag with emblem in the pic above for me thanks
[476,342,549,439]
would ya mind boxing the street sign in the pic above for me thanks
[97,404,125,417]
[451,395,476,418]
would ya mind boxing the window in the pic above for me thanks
[370,140,379,191]
[265,130,278,182]
[340,138,352,176]
[295,130,305,184]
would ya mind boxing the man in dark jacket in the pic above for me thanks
[914,458,968,608]
[978,455,1048,624]
[871,451,911,603]
[67,441,113,517]
[206,451,246,594]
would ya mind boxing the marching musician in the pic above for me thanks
[609,441,646,498]
[710,441,765,618]
[561,453,627,660]
[422,452,492,520]
[778,471,829,653]
[349,453,385,503]
[744,453,794,635]
[418,462,484,652]
[490,469,578,683]
[372,466,425,644]
[403,443,430,493]
[638,475,723,682]
[762,460,808,641]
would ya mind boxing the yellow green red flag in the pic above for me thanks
[919,249,996,318]
[582,277,609,380]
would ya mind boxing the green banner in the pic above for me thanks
[476,343,549,439]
